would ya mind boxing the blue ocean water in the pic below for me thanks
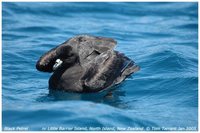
[2,2,198,131]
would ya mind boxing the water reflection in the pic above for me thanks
[37,83,130,109]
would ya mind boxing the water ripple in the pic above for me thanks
[2,2,198,131]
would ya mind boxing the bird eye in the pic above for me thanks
[68,53,74,57]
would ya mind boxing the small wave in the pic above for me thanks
[173,23,198,30]
[2,2,198,130]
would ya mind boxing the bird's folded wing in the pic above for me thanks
[81,50,134,92]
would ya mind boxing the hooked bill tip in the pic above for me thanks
[53,59,63,71]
